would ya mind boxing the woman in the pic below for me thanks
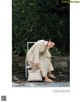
[25,39,55,82]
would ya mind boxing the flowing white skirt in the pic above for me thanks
[28,56,54,77]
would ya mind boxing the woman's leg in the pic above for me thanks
[39,67,53,82]
[44,76,53,82]
[48,72,56,78]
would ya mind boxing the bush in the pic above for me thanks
[12,0,70,56]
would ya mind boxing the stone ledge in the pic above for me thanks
[12,55,70,76]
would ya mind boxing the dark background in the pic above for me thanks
[12,0,70,56]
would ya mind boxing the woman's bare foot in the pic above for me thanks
[48,72,56,79]
[44,76,53,82]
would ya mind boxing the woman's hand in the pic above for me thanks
[33,63,39,68]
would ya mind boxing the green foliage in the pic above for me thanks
[12,0,70,56]
[50,47,61,56]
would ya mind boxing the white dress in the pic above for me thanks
[25,40,54,77]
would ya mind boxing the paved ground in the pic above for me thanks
[12,81,70,87]
[12,71,70,87]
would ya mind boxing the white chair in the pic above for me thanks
[25,42,42,81]
[25,42,35,78]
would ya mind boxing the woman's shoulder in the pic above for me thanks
[37,40,48,45]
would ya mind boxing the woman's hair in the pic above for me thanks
[48,38,56,43]
[44,38,56,44]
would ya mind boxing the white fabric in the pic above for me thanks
[25,40,54,77]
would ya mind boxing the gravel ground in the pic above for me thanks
[12,71,70,87]
[12,81,70,87]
